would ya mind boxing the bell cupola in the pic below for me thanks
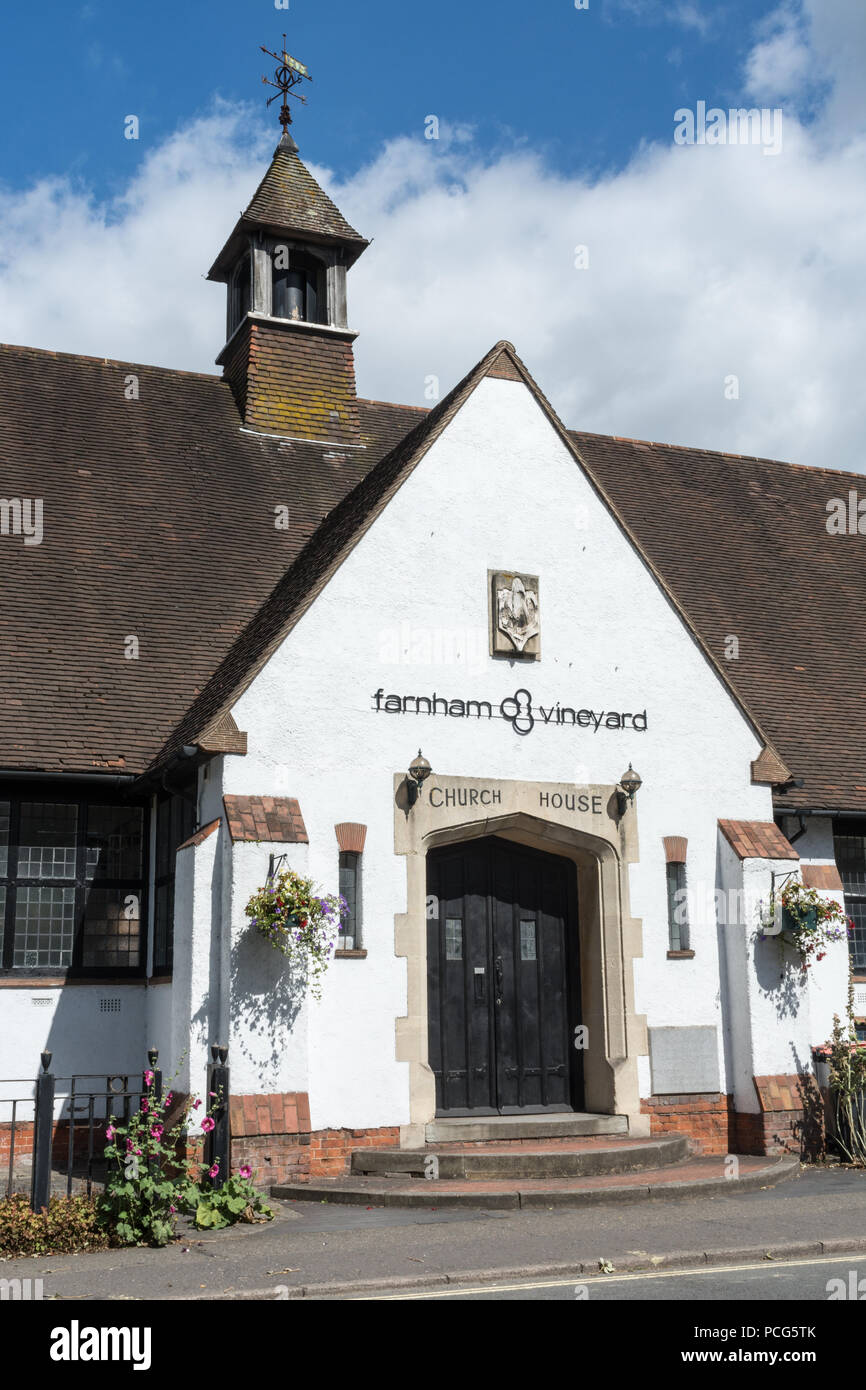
[207,44,369,446]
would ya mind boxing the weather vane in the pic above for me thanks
[261,36,312,133]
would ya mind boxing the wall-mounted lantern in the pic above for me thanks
[406,749,432,807]
[616,763,642,816]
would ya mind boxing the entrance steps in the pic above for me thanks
[351,1133,687,1180]
[269,1112,802,1207]
[272,1149,799,1209]
[424,1112,628,1144]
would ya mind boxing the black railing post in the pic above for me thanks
[205,1044,230,1190]
[145,1048,163,1107]
[31,1052,55,1213]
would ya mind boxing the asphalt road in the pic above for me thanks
[358,1253,866,1301]
[3,1166,866,1301]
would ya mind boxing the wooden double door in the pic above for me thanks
[426,836,582,1115]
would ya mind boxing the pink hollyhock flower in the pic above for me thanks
[201,1116,215,1133]
[208,1163,219,1179]
[150,1123,164,1140]
[144,1070,154,1087]
[238,1165,252,1179]
[192,1099,202,1110]
[126,1138,134,1152]
[170,1204,176,1214]
[105,1125,115,1140]
[166,1092,173,1106]
[140,1099,149,1113]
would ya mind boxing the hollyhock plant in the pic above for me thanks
[245,866,348,999]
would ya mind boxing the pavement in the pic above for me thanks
[2,1164,866,1300]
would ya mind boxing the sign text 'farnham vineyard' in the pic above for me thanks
[372,687,648,738]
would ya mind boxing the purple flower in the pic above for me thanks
[201,1116,215,1133]
[238,1164,252,1179]
[208,1163,219,1179]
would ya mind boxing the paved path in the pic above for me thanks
[2,1166,865,1301]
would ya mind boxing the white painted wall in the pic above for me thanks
[220,375,778,1124]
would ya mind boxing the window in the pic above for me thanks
[834,819,866,974]
[338,850,362,950]
[273,253,321,324]
[445,917,463,961]
[0,795,145,974]
[666,861,689,952]
[153,791,196,975]
[520,920,537,961]
[230,253,251,333]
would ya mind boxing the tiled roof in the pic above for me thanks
[2,331,864,813]
[572,430,866,812]
[719,820,799,861]
[223,795,308,844]
[244,142,365,245]
[800,864,843,891]
[0,341,418,776]
[208,138,368,280]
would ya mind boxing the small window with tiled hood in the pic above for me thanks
[663,836,691,955]
[335,824,367,953]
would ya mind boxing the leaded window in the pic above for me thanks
[338,850,362,950]
[666,860,689,952]
[0,795,146,974]
[834,819,866,974]
[153,791,196,975]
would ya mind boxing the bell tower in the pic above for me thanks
[207,41,369,446]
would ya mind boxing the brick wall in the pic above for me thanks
[642,1073,825,1158]
[641,1093,735,1154]
[227,1090,399,1186]
[221,317,361,444]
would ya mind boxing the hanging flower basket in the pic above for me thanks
[757,881,850,970]
[244,867,348,999]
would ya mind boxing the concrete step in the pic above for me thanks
[351,1134,689,1180]
[424,1112,629,1144]
[273,1154,800,1210]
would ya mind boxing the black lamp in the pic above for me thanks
[407,750,432,807]
[617,763,642,815]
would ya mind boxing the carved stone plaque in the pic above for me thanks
[489,570,541,658]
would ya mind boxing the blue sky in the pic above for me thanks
[0,0,864,472]
[2,0,784,194]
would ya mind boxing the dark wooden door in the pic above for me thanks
[427,836,581,1115]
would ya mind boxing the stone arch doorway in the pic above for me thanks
[394,780,648,1144]
[427,834,581,1115]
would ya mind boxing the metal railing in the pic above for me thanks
[1,1046,230,1209]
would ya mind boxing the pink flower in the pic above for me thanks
[140,1099,149,1114]
[192,1099,202,1110]
[150,1123,164,1140]
[144,1070,154,1087]
[126,1138,134,1152]
[170,1204,177,1214]
[238,1165,252,1179]
[166,1092,173,1106]
[208,1163,219,1179]
[105,1125,115,1140]
[201,1116,215,1133]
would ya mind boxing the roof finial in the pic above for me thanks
[261,35,312,149]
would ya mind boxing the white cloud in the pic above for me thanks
[745,3,815,103]
[0,9,864,474]
[604,0,714,35]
